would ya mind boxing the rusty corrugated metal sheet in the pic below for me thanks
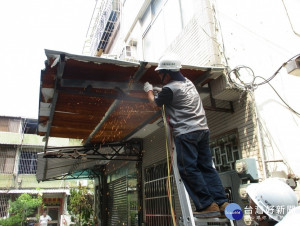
[38,49,222,146]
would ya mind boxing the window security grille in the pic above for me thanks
[144,161,175,226]
[0,146,16,174]
[210,133,240,172]
[0,194,10,218]
[18,148,40,174]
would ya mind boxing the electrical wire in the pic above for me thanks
[255,76,300,116]
[228,54,300,116]
[211,3,230,68]
[228,65,256,89]
[248,92,295,176]
[255,53,300,86]
[281,0,300,38]
[162,105,177,226]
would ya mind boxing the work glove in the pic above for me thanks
[153,87,162,92]
[144,82,153,92]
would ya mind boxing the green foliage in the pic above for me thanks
[0,215,22,226]
[68,183,94,226]
[0,193,42,226]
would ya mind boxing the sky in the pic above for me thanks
[0,0,299,120]
[0,0,96,119]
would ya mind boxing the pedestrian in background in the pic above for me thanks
[39,210,52,226]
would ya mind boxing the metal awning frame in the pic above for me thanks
[43,138,143,161]
[38,49,238,181]
[41,55,148,151]
[39,138,143,181]
[44,167,104,181]
[41,57,233,151]
[43,54,65,153]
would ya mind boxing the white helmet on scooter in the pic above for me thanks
[275,206,300,226]
[246,178,298,222]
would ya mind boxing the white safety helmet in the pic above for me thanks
[155,54,182,72]
[275,206,300,226]
[246,178,298,222]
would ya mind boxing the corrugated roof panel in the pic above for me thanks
[38,49,224,146]
[90,100,159,143]
[50,92,116,139]
[40,68,56,89]
[36,50,228,181]
[62,58,138,82]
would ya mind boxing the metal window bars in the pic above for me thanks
[210,133,240,173]
[0,194,10,218]
[18,147,41,174]
[0,146,16,174]
[144,162,176,226]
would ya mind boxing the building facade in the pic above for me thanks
[36,0,300,225]
[81,1,259,225]
[0,116,93,225]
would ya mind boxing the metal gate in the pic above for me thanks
[107,176,128,226]
[144,161,175,226]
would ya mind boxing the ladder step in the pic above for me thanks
[194,217,234,226]
[193,211,221,218]
[194,217,230,222]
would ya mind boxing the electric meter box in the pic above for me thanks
[235,158,259,181]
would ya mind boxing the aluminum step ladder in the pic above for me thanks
[162,107,234,226]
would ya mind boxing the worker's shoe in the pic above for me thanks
[219,202,229,217]
[193,202,221,218]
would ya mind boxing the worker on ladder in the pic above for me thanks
[144,54,229,218]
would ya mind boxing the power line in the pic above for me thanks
[281,0,300,38]
[227,54,300,116]
[255,76,300,116]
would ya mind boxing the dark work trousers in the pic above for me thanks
[174,129,228,211]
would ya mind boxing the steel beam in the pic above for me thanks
[132,61,148,82]
[204,106,233,113]
[44,139,143,161]
[43,54,65,181]
[193,69,212,86]
[61,79,143,91]
[43,54,65,152]
[83,62,149,146]
[84,99,121,145]
[196,87,210,94]
[57,87,148,103]
[122,110,161,141]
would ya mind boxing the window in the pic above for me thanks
[0,146,16,174]
[126,46,131,57]
[142,0,182,61]
[151,0,164,17]
[210,132,241,172]
[179,0,201,27]
[18,148,39,174]
[0,194,10,218]
[0,118,21,132]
